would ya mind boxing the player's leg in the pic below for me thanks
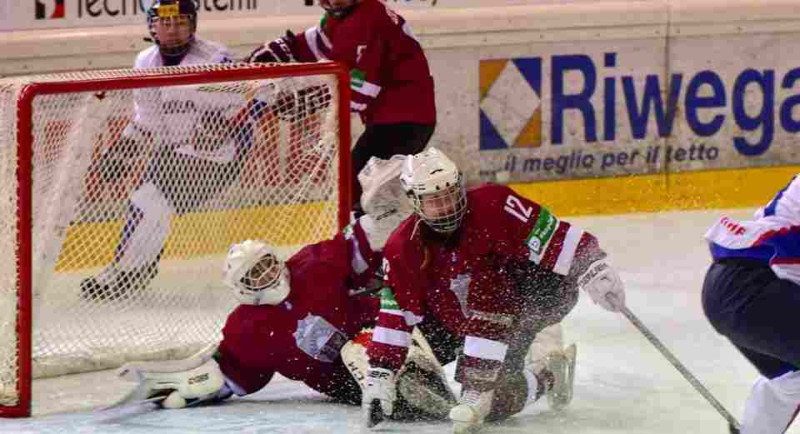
[449,272,579,432]
[703,260,800,434]
[703,261,800,368]
[350,122,435,216]
[735,347,800,434]
[81,147,205,301]
[80,179,172,301]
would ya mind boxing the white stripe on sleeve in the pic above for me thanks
[373,326,412,348]
[553,226,584,276]
[304,27,329,61]
[464,336,508,362]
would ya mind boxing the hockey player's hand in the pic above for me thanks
[245,31,298,63]
[362,367,397,428]
[578,260,625,312]
[274,85,331,122]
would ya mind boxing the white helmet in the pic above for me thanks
[223,240,290,306]
[400,148,467,234]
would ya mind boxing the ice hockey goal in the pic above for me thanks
[0,62,351,417]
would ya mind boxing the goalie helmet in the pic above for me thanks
[147,0,197,59]
[223,240,291,306]
[319,0,360,19]
[400,148,467,234]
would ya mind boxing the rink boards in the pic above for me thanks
[53,201,332,271]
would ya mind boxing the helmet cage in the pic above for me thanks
[224,241,291,306]
[147,0,197,58]
[409,173,467,234]
[240,253,283,292]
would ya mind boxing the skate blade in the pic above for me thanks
[547,343,577,411]
[364,399,385,429]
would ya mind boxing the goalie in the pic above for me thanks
[110,156,457,420]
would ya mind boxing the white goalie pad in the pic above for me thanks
[113,343,225,409]
[357,155,413,250]
[342,328,456,419]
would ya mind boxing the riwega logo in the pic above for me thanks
[35,0,66,19]
[479,58,542,150]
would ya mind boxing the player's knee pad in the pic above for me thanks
[117,182,172,268]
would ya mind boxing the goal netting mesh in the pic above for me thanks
[0,62,349,415]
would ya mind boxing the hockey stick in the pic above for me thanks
[605,293,741,433]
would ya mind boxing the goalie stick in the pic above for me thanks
[99,381,167,413]
[605,293,741,433]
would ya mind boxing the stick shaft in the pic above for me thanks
[608,294,741,430]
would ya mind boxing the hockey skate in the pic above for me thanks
[544,343,577,411]
[80,262,159,301]
[448,389,494,434]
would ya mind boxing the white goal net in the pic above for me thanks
[0,62,350,417]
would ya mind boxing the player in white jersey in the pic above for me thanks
[703,175,800,434]
[80,0,250,300]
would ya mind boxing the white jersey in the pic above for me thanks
[129,39,249,164]
[705,175,800,284]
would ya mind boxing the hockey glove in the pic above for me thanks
[362,367,397,428]
[245,31,298,64]
[273,85,331,122]
[578,259,626,312]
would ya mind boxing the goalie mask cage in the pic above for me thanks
[0,62,351,417]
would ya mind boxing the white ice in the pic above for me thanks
[5,208,795,434]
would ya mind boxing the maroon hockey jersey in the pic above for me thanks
[367,184,603,372]
[291,0,435,126]
[217,221,380,397]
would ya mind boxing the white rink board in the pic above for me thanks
[4,1,800,186]
[7,208,796,434]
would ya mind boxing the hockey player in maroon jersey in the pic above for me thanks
[361,148,627,433]
[245,0,436,214]
[108,157,457,419]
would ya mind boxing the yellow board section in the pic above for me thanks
[479,59,508,101]
[55,201,334,271]
[509,165,800,217]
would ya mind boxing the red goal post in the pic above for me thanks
[0,61,351,417]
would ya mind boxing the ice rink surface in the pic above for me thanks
[6,207,795,434]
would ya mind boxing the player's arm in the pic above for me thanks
[498,186,626,312]
[244,29,319,63]
[345,27,387,117]
[363,252,426,424]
